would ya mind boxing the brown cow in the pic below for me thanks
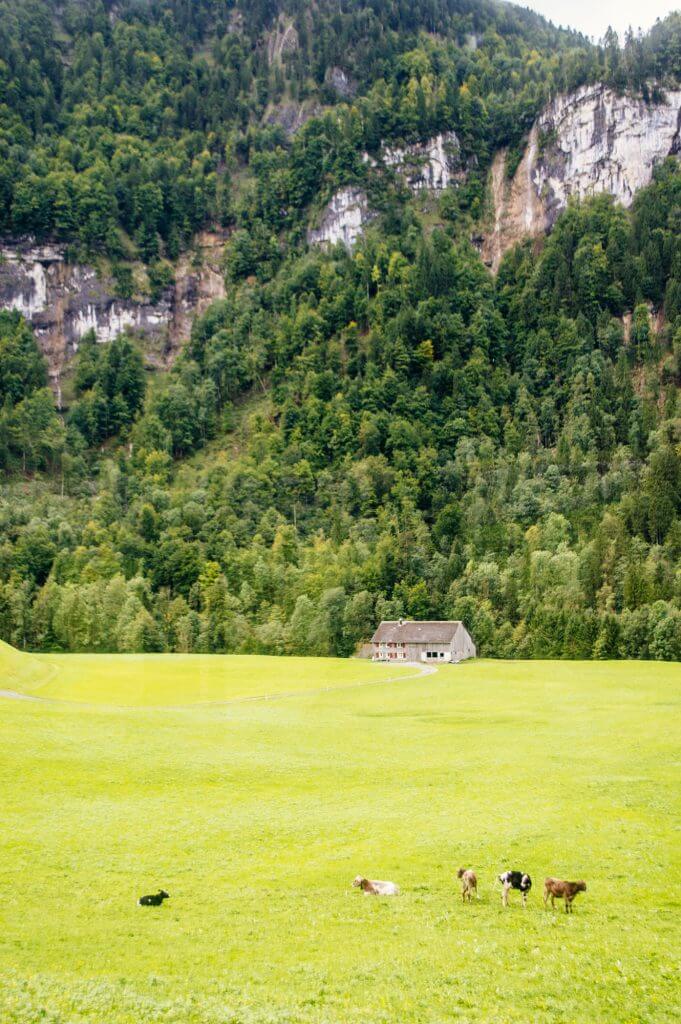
[543,877,587,913]
[457,868,477,902]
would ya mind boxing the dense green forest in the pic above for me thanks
[1,0,681,660]
[2,0,680,263]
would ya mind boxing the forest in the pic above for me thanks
[1,0,681,659]
[2,0,679,263]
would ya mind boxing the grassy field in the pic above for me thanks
[1,647,679,1023]
[0,642,415,706]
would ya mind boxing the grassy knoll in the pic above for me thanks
[0,640,54,693]
[1,656,679,1023]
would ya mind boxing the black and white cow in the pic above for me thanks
[498,870,531,906]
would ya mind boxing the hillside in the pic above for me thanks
[0,638,53,691]
[1,1,681,660]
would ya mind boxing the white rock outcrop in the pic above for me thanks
[537,84,681,218]
[0,233,227,395]
[308,132,465,249]
[307,188,375,249]
[383,131,463,191]
[265,100,322,138]
[484,83,681,270]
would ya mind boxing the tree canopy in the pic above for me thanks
[1,2,681,661]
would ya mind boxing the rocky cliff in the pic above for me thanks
[484,83,681,270]
[308,131,465,249]
[383,131,464,191]
[307,188,376,249]
[0,233,226,402]
[6,83,681,378]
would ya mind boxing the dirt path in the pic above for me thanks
[170,661,439,709]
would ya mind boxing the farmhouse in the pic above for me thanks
[370,620,476,664]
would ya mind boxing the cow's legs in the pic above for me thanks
[502,882,510,907]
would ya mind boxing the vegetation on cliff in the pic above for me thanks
[1,1,679,264]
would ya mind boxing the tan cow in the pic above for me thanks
[457,867,477,902]
[543,877,587,913]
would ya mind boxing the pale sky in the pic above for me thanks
[520,1,679,41]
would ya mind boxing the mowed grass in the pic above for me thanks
[0,641,415,705]
[1,652,680,1024]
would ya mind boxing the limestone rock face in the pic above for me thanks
[484,84,681,270]
[0,233,226,401]
[325,66,357,99]
[536,85,681,218]
[307,188,375,249]
[169,232,228,354]
[383,131,463,191]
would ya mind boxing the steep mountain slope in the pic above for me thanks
[0,234,227,397]
[0,0,599,381]
[1,2,680,381]
[1,3,681,661]
[485,83,681,269]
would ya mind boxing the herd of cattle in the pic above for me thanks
[353,869,587,913]
[138,871,587,913]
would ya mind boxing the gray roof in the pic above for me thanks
[371,620,463,644]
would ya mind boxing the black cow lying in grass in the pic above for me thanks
[499,870,531,906]
[138,889,170,906]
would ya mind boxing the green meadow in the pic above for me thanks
[1,643,679,1023]
[2,645,415,706]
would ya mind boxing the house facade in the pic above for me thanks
[370,620,476,664]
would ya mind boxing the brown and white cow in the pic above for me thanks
[352,875,399,896]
